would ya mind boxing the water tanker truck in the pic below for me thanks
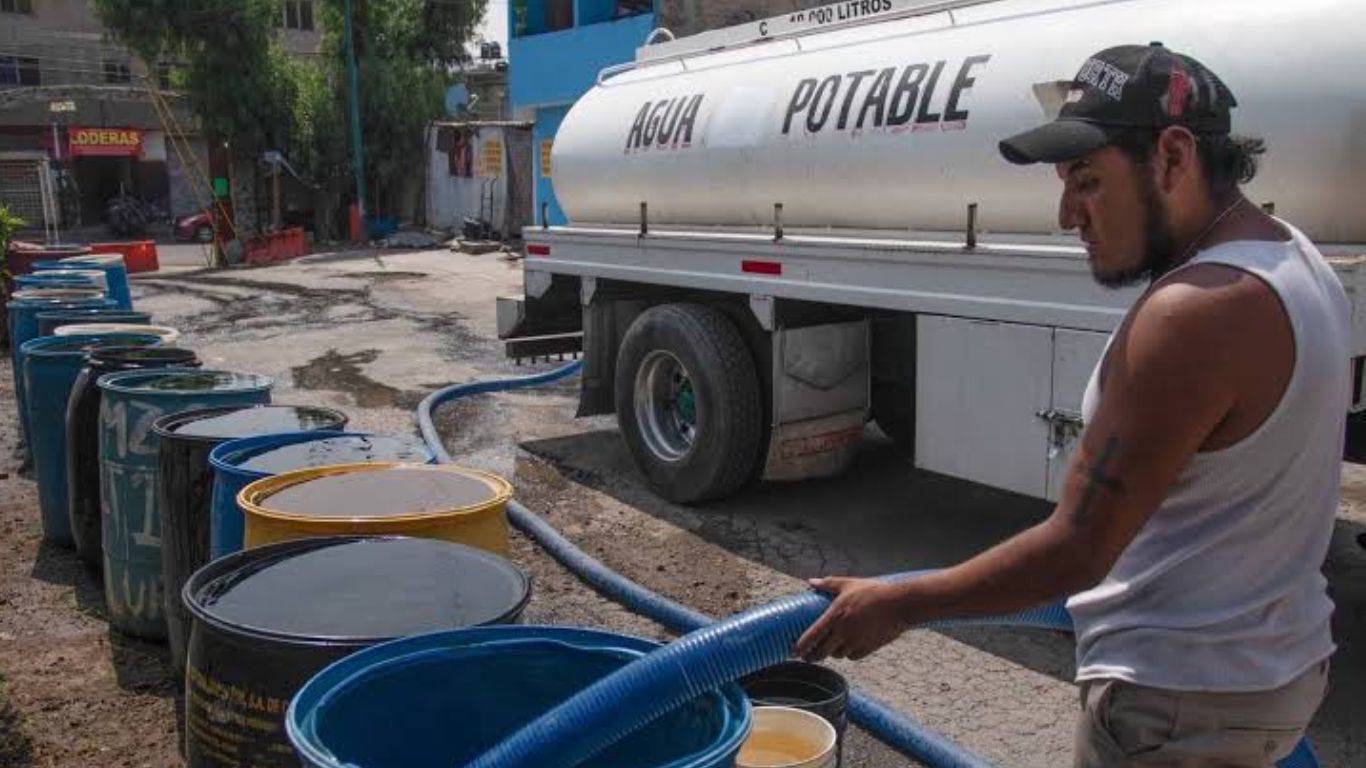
[502,0,1366,503]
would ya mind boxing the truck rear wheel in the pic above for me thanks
[615,303,764,503]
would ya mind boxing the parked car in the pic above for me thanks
[174,210,214,242]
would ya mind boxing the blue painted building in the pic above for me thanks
[508,0,656,225]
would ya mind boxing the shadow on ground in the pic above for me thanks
[521,426,1078,681]
[0,671,34,768]
[28,540,182,735]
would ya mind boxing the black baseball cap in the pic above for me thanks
[1000,43,1237,165]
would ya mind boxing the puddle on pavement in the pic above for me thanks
[348,271,430,283]
[290,349,402,408]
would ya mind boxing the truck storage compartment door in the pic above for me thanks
[915,315,1052,498]
[1045,329,1109,501]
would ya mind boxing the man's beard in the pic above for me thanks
[1093,171,1180,289]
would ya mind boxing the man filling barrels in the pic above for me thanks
[795,43,1344,767]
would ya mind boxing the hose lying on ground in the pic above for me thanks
[416,361,1318,768]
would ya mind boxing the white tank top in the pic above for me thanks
[1069,222,1348,692]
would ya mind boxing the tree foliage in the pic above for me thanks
[92,0,296,153]
[94,0,488,235]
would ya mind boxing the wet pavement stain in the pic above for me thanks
[291,349,404,408]
[345,271,431,283]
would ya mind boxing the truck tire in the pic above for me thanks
[615,303,763,503]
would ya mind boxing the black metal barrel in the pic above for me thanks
[182,535,530,767]
[152,404,349,675]
[65,346,201,573]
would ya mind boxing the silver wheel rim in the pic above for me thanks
[633,350,698,462]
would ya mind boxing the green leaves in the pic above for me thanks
[0,204,26,282]
[93,0,487,227]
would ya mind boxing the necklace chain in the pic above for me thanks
[1180,197,1245,263]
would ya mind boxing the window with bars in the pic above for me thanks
[284,0,315,30]
[103,60,132,84]
[0,0,34,14]
[0,56,40,86]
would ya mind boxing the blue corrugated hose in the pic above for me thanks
[415,361,1318,768]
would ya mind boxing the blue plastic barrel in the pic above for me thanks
[8,290,117,451]
[54,254,133,310]
[97,369,273,639]
[36,309,152,337]
[206,431,433,557]
[20,333,161,545]
[288,625,751,768]
[15,271,106,293]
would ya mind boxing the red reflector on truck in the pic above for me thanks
[527,245,551,256]
[742,260,781,276]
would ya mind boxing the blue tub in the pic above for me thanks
[97,368,273,639]
[51,254,133,309]
[21,333,162,545]
[206,431,433,557]
[288,625,752,768]
[8,292,117,450]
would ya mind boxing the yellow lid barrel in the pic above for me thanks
[239,462,512,555]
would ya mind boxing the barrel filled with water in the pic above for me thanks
[183,535,529,767]
[66,347,201,574]
[208,432,432,558]
[19,333,161,545]
[6,289,114,450]
[287,625,751,768]
[97,369,272,638]
[239,462,512,554]
[153,404,349,673]
[54,253,134,309]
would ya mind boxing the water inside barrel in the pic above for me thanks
[264,467,496,517]
[239,435,428,473]
[143,371,261,391]
[198,538,526,637]
[172,406,342,439]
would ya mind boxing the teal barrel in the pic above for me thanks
[8,290,117,452]
[97,369,273,639]
[55,253,133,310]
[287,625,751,768]
[20,333,161,545]
[207,432,432,558]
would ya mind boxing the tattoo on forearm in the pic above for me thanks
[1075,436,1121,523]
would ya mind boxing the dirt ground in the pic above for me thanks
[1,247,1362,767]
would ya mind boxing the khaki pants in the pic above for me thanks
[1074,661,1328,767]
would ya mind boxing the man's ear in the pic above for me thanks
[1154,126,1199,195]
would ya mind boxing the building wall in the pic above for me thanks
[508,12,655,111]
[166,133,211,218]
[508,5,654,226]
[531,105,568,226]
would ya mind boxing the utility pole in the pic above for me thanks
[344,0,366,220]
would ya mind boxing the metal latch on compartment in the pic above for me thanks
[1036,408,1084,459]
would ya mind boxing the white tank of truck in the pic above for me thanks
[552,0,1366,243]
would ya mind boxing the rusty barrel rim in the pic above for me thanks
[237,461,514,525]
